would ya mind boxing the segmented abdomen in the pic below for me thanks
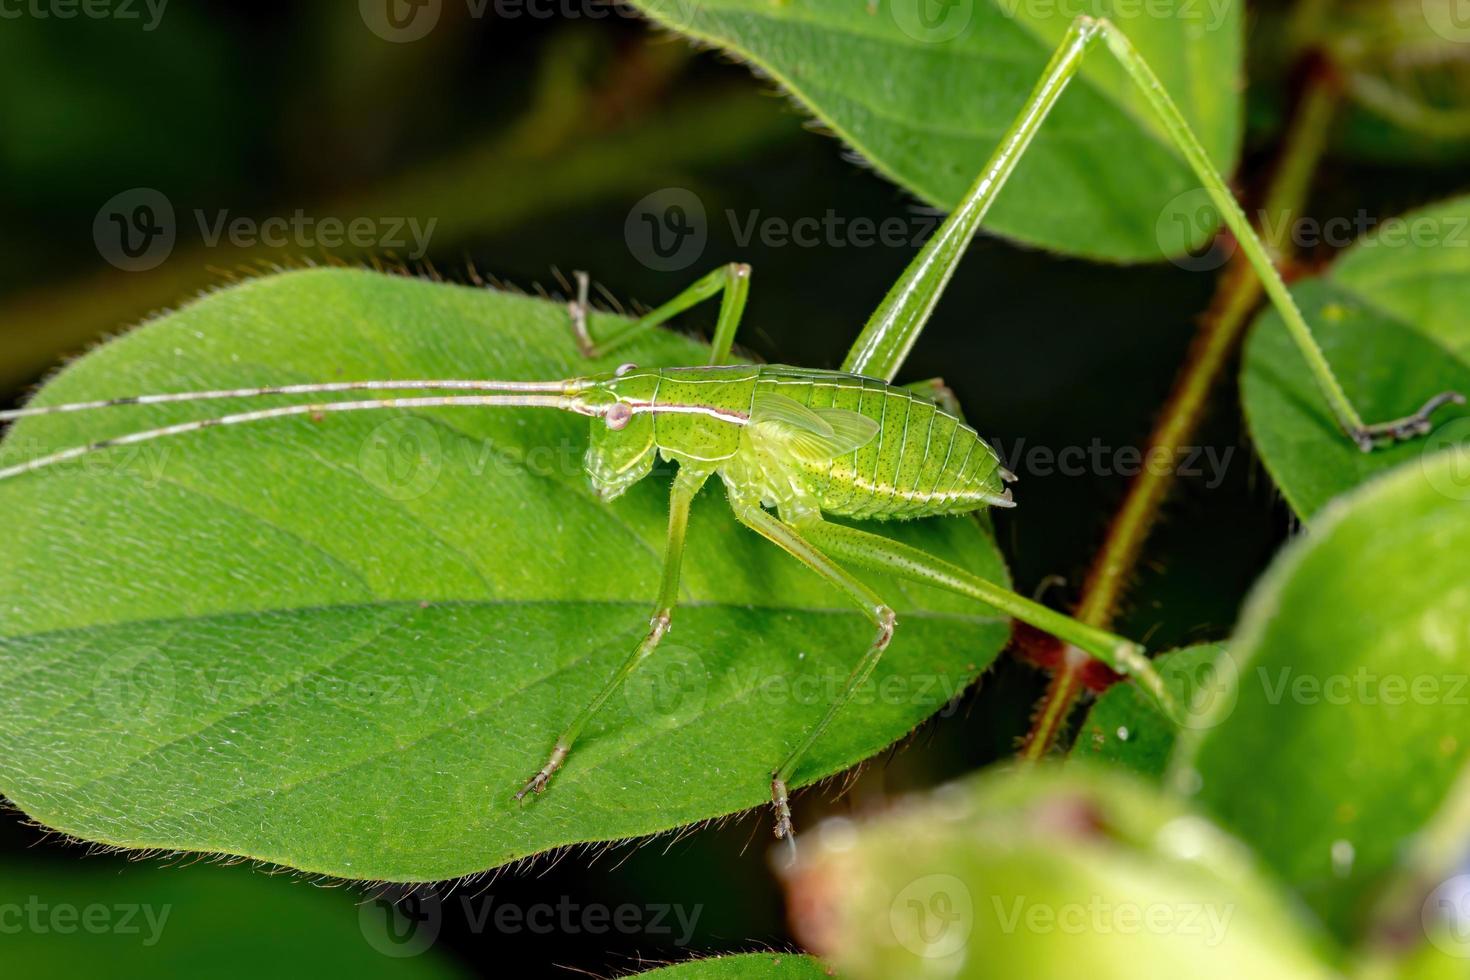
[752,367,1008,520]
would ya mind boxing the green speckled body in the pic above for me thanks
[584,364,1008,521]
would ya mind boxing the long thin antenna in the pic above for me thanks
[0,393,592,483]
[0,379,585,423]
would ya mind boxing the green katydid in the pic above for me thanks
[0,16,1459,841]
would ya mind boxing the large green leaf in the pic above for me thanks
[1172,449,1470,939]
[783,764,1338,979]
[634,953,831,978]
[1243,195,1470,517]
[0,861,463,977]
[0,268,1010,880]
[634,0,1242,260]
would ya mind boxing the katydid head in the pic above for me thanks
[575,365,661,501]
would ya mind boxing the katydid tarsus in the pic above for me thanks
[1,16,1460,841]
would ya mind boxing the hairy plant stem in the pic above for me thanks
[1019,64,1342,762]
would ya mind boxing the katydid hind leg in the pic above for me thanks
[728,498,897,842]
[1087,17,1460,448]
[840,16,1100,382]
[794,516,1181,723]
[903,377,964,419]
[516,466,710,800]
[842,13,1458,448]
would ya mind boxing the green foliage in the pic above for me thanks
[0,861,463,977]
[1173,449,1470,939]
[634,953,831,977]
[6,6,1470,976]
[783,765,1337,979]
[633,0,1242,261]
[1243,195,1470,517]
[0,268,1010,880]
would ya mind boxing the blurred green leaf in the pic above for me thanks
[0,862,463,977]
[635,953,832,977]
[1172,448,1470,939]
[1070,644,1225,779]
[0,268,1010,880]
[782,764,1337,979]
[1242,194,1470,517]
[632,0,1242,260]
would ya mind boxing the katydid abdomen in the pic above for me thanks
[750,366,1010,521]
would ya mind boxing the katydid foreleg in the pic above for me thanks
[517,465,711,799]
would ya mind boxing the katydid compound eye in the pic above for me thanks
[615,362,638,377]
[605,401,633,430]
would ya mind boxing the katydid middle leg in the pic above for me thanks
[517,465,711,799]
[569,262,751,365]
[841,14,1461,450]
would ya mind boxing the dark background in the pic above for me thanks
[1,2,1465,976]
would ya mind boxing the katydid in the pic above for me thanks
[0,16,1459,841]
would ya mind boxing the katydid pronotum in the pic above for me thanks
[1,17,1461,841]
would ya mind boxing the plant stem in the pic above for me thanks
[1019,63,1342,762]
